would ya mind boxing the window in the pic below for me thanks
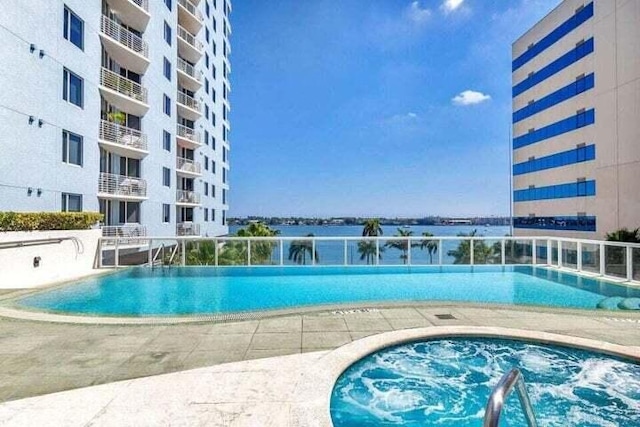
[212,65,217,80]
[204,209,209,221]
[163,58,171,81]
[62,130,83,166]
[212,136,216,150]
[576,109,587,128]
[204,130,209,145]
[206,27,210,43]
[205,78,209,94]
[164,21,172,46]
[63,69,83,108]
[222,210,226,225]
[204,182,209,196]
[163,94,171,116]
[223,147,227,163]
[63,6,84,50]
[206,1,210,17]
[212,160,216,174]
[222,189,227,204]
[61,193,82,212]
[165,0,172,10]
[212,113,216,126]
[205,104,209,120]
[163,167,171,187]
[163,204,171,223]
[223,168,227,184]
[211,185,216,198]
[204,155,209,170]
[205,53,209,69]
[163,130,171,152]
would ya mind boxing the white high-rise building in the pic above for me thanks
[512,0,640,239]
[0,0,231,238]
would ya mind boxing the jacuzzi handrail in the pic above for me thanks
[483,368,538,427]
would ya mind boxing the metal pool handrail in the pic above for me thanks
[484,368,538,427]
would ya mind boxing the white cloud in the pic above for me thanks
[441,0,464,13]
[452,90,491,106]
[407,112,418,118]
[405,1,432,25]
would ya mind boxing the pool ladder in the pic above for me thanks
[483,368,538,427]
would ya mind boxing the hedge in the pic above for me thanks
[0,212,103,232]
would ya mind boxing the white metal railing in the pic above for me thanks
[100,15,149,58]
[178,0,203,21]
[101,224,147,246]
[99,120,148,152]
[98,172,147,198]
[96,235,640,283]
[177,91,201,112]
[178,26,204,52]
[177,57,201,82]
[177,222,201,236]
[100,68,148,103]
[176,157,202,174]
[176,124,202,144]
[130,0,149,12]
[176,190,201,204]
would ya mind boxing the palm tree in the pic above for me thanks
[447,229,498,264]
[419,232,438,264]
[606,228,640,243]
[362,218,383,237]
[237,222,280,264]
[357,240,383,265]
[288,233,319,265]
[187,241,216,265]
[385,228,417,264]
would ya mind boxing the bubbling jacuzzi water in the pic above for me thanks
[330,338,640,426]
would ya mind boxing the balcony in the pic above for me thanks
[177,91,201,121]
[107,0,150,32]
[176,157,202,177]
[98,120,148,159]
[177,57,202,91]
[99,68,149,116]
[177,222,201,236]
[176,190,201,206]
[98,172,148,200]
[177,0,203,35]
[177,26,204,63]
[99,16,150,74]
[176,124,202,149]
[101,224,148,246]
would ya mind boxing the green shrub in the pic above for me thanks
[0,212,103,231]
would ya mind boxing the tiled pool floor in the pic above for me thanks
[1,304,640,403]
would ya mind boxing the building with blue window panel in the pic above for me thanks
[511,0,640,239]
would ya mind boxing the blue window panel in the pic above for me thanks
[513,144,595,175]
[513,109,595,150]
[513,73,594,123]
[513,216,596,232]
[512,38,594,98]
[512,2,594,71]
[514,180,596,202]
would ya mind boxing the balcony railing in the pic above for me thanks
[100,68,148,104]
[177,222,201,236]
[177,91,201,112]
[99,120,148,152]
[100,15,149,58]
[101,224,147,246]
[177,124,202,144]
[130,0,149,11]
[176,190,201,205]
[177,157,202,174]
[178,26,204,51]
[177,57,201,82]
[99,172,147,198]
[178,0,203,21]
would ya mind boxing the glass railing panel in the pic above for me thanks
[634,248,640,282]
[562,241,578,269]
[216,239,248,266]
[505,240,533,264]
[581,243,600,274]
[604,244,627,278]
[246,238,278,266]
[378,238,412,265]
[283,237,317,266]
[445,239,471,265]
[310,240,342,266]
[472,239,502,265]
[412,238,440,265]
[534,242,547,265]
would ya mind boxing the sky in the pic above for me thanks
[228,0,560,218]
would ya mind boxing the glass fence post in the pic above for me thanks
[97,239,103,268]
[247,239,251,266]
[407,238,412,266]
[214,239,219,266]
[501,240,506,265]
[439,240,443,265]
[547,239,552,266]
[114,238,120,268]
[376,239,380,266]
[532,239,537,265]
[470,239,474,266]
[280,239,284,266]
[147,239,153,267]
[557,240,563,268]
[627,246,633,281]
[344,239,348,266]
[312,239,316,266]
[599,243,605,275]
[181,240,186,266]
[577,241,582,272]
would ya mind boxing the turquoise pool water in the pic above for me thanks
[15,266,640,316]
[330,338,640,426]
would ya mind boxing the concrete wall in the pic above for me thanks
[0,229,101,289]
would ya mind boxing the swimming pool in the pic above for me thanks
[13,265,640,317]
[330,337,640,426]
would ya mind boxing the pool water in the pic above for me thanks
[15,266,640,316]
[330,338,640,426]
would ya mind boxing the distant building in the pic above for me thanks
[511,0,640,238]
[0,0,231,238]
